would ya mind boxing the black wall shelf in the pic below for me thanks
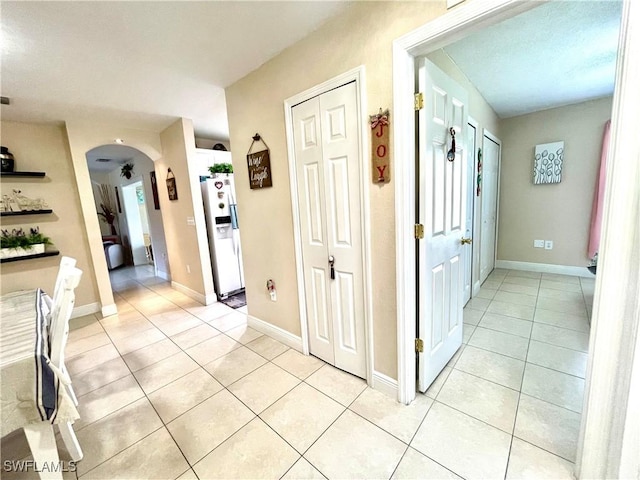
[0,171,46,178]
[0,209,54,217]
[0,250,60,263]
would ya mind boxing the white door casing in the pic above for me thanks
[479,132,501,283]
[291,82,367,379]
[417,58,468,392]
[463,119,478,305]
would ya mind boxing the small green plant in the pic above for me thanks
[1,227,51,249]
[208,163,233,175]
[120,162,135,179]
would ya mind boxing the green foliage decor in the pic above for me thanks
[0,227,51,249]
[208,163,233,175]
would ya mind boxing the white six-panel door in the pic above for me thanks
[462,121,477,305]
[292,82,366,379]
[480,134,501,283]
[417,59,468,392]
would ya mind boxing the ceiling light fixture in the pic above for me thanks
[114,138,125,144]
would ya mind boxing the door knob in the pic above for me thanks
[328,255,335,280]
[461,237,472,245]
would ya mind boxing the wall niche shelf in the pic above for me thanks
[0,210,54,217]
[0,250,60,264]
[0,171,46,178]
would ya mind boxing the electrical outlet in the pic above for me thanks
[544,240,553,250]
[534,239,544,248]
[187,217,195,226]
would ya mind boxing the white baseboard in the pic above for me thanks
[171,281,217,305]
[101,303,118,317]
[495,260,594,278]
[247,315,303,352]
[372,371,398,399]
[157,270,171,281]
[71,302,100,319]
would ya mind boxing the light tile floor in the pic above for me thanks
[1,266,594,479]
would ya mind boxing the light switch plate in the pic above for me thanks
[187,217,195,225]
[534,240,544,248]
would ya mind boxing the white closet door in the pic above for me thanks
[292,82,366,378]
[480,134,500,283]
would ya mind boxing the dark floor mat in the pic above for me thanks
[220,291,246,309]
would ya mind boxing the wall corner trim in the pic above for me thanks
[247,315,303,352]
[495,260,594,278]
[372,371,399,398]
[71,302,101,319]
[171,281,216,305]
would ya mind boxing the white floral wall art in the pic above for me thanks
[533,141,564,185]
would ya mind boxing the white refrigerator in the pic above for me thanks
[201,176,245,298]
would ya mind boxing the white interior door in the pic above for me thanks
[480,134,501,283]
[417,58,468,392]
[292,82,366,379]
[462,121,477,305]
[122,181,148,266]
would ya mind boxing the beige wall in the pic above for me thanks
[158,119,215,302]
[226,1,449,379]
[498,97,613,266]
[0,121,100,309]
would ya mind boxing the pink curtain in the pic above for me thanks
[588,120,611,258]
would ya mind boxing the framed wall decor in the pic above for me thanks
[533,141,564,185]
[150,171,160,209]
[114,186,122,213]
[246,133,273,189]
[166,168,178,200]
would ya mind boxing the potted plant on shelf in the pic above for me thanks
[208,163,233,177]
[0,227,51,259]
[120,162,135,180]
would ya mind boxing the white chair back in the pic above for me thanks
[52,256,77,302]
[43,256,77,312]
[49,267,82,368]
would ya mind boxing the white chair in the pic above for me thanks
[23,267,84,479]
[43,257,79,406]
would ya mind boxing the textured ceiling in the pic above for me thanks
[1,1,623,140]
[443,0,623,118]
[1,1,350,139]
[86,145,152,173]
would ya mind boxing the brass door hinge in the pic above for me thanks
[414,223,424,239]
[414,92,424,111]
[415,338,424,353]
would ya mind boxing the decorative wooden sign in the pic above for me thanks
[166,168,178,201]
[150,171,160,209]
[370,109,390,183]
[247,133,273,189]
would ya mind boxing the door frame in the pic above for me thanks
[480,128,502,281]
[393,0,536,406]
[393,0,639,477]
[283,66,375,387]
[466,116,480,299]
